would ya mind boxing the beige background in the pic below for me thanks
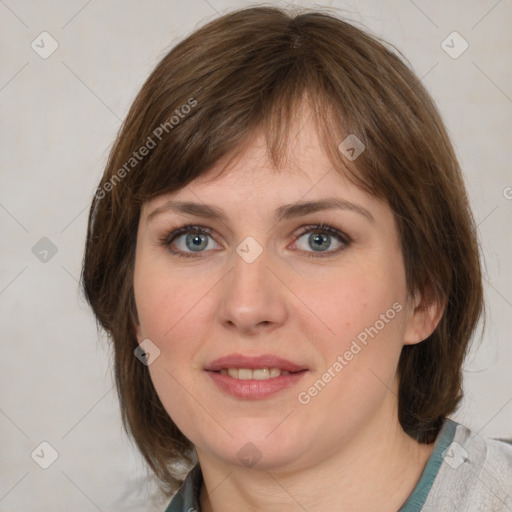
[1,0,511,510]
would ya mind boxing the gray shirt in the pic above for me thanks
[401,418,512,511]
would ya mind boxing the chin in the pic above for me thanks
[205,428,308,471]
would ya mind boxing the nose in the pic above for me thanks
[217,243,288,336]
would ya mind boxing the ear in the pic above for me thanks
[403,285,445,346]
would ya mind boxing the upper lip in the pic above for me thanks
[205,354,307,373]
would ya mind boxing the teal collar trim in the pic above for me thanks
[398,418,457,512]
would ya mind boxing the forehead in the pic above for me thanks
[141,165,391,242]
[142,116,384,219]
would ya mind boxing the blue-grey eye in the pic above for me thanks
[295,224,350,256]
[185,233,209,251]
[161,225,221,257]
[308,233,331,251]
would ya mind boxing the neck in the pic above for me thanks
[198,398,435,512]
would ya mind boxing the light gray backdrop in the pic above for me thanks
[1,0,511,510]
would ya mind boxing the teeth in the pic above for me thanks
[218,368,291,380]
[269,368,281,378]
[238,368,252,380]
[253,368,269,380]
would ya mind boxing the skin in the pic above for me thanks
[133,107,443,512]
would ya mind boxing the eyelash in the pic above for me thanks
[158,223,351,259]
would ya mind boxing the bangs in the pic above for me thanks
[129,60,368,208]
[105,9,413,209]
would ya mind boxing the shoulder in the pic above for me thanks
[422,419,512,511]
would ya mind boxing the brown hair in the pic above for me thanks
[81,5,483,496]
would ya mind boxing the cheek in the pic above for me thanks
[134,246,201,342]
[303,262,406,340]
[134,262,211,436]
[296,273,407,420]
[134,274,207,382]
[133,249,214,375]
[300,262,408,401]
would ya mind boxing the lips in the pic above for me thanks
[205,354,307,373]
[205,353,308,399]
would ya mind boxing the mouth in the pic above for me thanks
[205,354,308,399]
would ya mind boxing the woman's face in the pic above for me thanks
[133,116,429,472]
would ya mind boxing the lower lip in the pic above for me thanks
[206,370,307,399]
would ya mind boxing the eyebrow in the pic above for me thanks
[147,197,375,224]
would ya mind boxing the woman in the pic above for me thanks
[81,6,512,512]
